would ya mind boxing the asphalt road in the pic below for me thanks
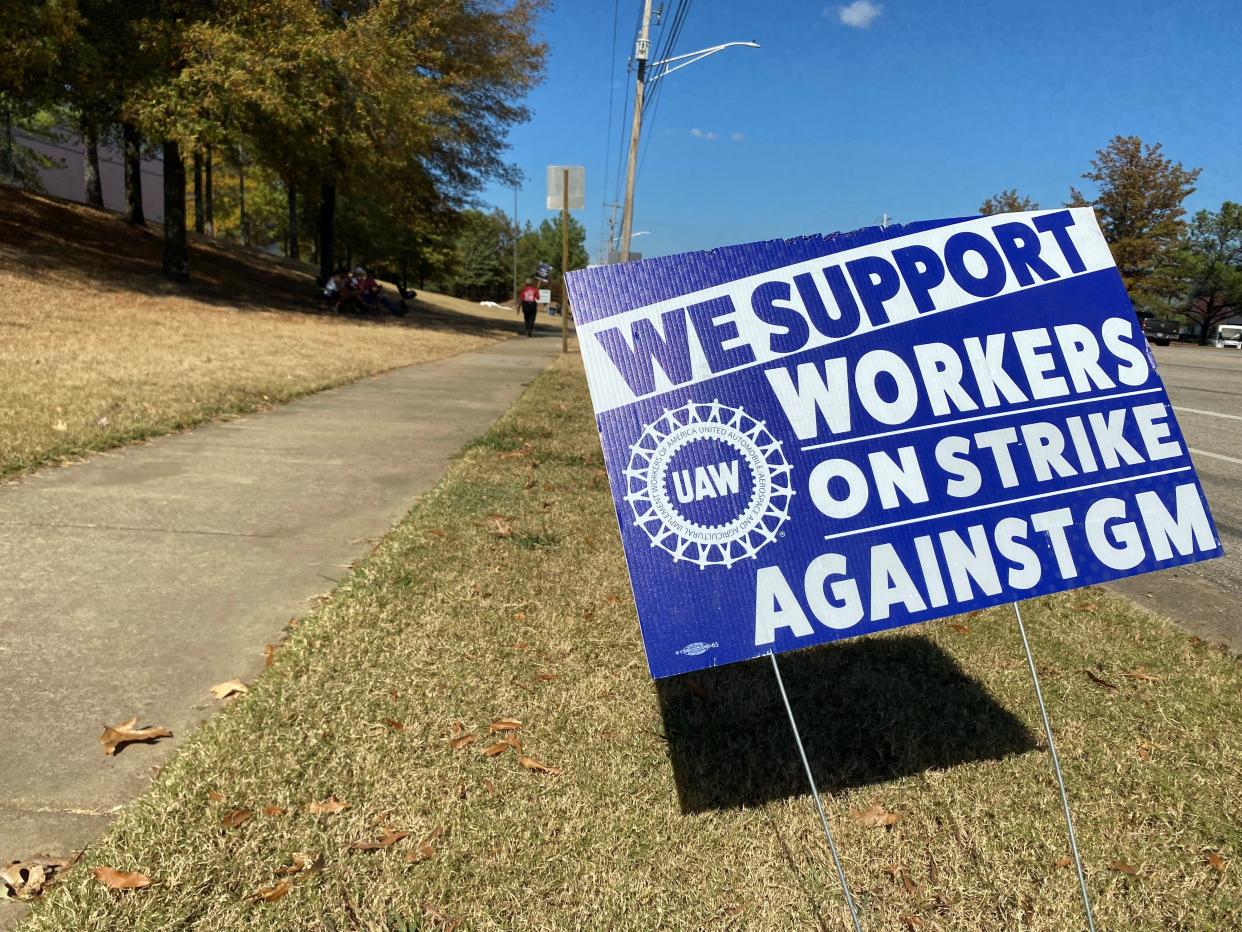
[1109,342,1242,652]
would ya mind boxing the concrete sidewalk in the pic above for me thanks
[0,335,560,921]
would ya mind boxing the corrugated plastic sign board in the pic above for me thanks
[565,209,1222,679]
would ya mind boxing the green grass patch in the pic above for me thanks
[22,357,1242,930]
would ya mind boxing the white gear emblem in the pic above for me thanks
[624,400,793,568]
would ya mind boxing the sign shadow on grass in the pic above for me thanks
[654,634,1037,814]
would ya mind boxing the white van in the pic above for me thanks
[1216,325,1242,349]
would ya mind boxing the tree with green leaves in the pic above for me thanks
[1164,202,1242,344]
[1068,135,1201,308]
[0,0,80,183]
[516,215,587,298]
[979,189,1038,215]
[452,208,512,300]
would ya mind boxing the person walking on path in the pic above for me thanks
[519,280,539,337]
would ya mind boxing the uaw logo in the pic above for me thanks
[624,400,793,568]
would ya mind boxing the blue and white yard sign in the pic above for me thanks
[564,210,1222,679]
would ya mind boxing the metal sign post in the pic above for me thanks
[1012,602,1097,931]
[769,653,864,932]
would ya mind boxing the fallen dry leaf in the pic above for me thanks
[209,679,248,700]
[407,827,444,863]
[92,867,151,890]
[448,720,465,738]
[274,853,322,876]
[901,915,924,930]
[1110,860,1138,875]
[535,672,559,682]
[1137,742,1153,762]
[1207,852,1227,872]
[428,528,446,538]
[221,808,253,829]
[263,805,287,817]
[100,718,172,755]
[850,803,900,828]
[481,741,512,757]
[488,718,522,733]
[1122,670,1164,683]
[490,517,513,538]
[253,878,294,902]
[1078,602,1098,613]
[512,641,531,651]
[207,791,226,803]
[1084,669,1118,690]
[449,734,477,751]
[381,718,405,731]
[518,755,562,776]
[513,611,527,621]
[948,623,970,634]
[349,829,408,852]
[1054,856,1072,869]
[307,796,348,814]
[264,644,277,668]
[685,677,709,700]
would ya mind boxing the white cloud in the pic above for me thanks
[690,128,719,141]
[690,127,705,138]
[835,1,882,28]
[730,132,745,142]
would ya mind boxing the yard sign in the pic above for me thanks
[565,210,1222,679]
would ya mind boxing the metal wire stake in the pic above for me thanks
[769,651,864,932]
[1012,601,1097,932]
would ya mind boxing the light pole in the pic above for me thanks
[618,29,759,261]
[500,164,524,301]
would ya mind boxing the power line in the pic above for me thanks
[636,0,692,183]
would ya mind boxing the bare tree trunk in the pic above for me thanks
[287,182,299,260]
[204,146,214,236]
[82,119,104,207]
[193,150,204,234]
[122,121,145,226]
[1,108,13,181]
[318,182,335,284]
[237,147,247,246]
[162,141,189,282]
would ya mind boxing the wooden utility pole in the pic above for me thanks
[561,167,570,354]
[619,0,653,262]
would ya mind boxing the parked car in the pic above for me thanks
[1141,318,1180,346]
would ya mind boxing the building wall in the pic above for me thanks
[15,129,165,223]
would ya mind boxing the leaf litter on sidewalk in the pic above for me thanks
[22,355,1242,930]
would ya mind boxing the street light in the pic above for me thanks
[618,2,759,261]
[648,41,761,83]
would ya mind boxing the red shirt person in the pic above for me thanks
[518,283,540,336]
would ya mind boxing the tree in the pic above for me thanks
[979,189,1038,215]
[0,0,79,182]
[1166,203,1242,343]
[1068,135,1201,307]
[516,215,588,296]
[452,208,511,300]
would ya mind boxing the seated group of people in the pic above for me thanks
[325,267,408,316]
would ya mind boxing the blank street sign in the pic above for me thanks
[546,166,585,210]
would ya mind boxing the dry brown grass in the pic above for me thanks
[0,186,522,479]
[20,354,1241,931]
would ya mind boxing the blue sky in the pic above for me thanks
[479,0,1242,263]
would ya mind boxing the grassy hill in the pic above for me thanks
[0,186,521,479]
